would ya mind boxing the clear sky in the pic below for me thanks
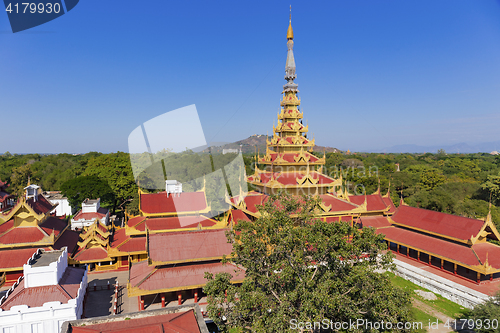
[1,0,500,153]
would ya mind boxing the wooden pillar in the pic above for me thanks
[440,259,443,270]
[417,251,420,261]
[194,289,198,303]
[428,255,432,265]
[397,244,400,253]
[406,247,409,258]
[490,274,493,282]
[477,272,481,284]
[161,293,165,308]
[139,296,144,311]
[453,263,457,275]
[177,291,182,305]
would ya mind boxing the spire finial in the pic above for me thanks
[287,6,294,40]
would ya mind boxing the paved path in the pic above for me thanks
[83,270,138,318]
[413,298,454,333]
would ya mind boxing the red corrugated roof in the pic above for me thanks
[350,194,389,211]
[382,196,396,213]
[0,191,13,202]
[73,246,109,262]
[0,226,46,244]
[140,192,208,214]
[391,205,485,241]
[0,247,49,270]
[0,266,85,310]
[377,227,481,267]
[145,216,216,231]
[39,216,67,237]
[320,194,359,212]
[231,210,251,224]
[127,216,146,228]
[53,229,80,253]
[71,310,201,333]
[27,195,54,215]
[472,242,500,270]
[238,193,269,213]
[73,207,108,221]
[131,261,244,291]
[359,216,392,229]
[117,237,146,253]
[111,228,129,247]
[0,220,14,234]
[149,229,232,263]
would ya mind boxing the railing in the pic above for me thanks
[94,262,119,272]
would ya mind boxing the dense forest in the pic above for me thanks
[1,150,499,231]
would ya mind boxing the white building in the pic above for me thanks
[44,191,73,216]
[70,198,109,230]
[0,247,88,333]
[165,180,182,197]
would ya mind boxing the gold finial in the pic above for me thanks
[287,6,294,40]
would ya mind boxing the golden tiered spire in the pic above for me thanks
[244,11,342,196]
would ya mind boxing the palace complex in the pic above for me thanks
[1,13,499,325]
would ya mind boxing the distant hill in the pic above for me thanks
[208,135,340,154]
[372,141,500,154]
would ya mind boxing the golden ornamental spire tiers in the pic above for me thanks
[244,10,342,196]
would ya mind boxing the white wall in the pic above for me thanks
[394,259,489,309]
[0,268,87,333]
[24,248,68,288]
[49,199,72,217]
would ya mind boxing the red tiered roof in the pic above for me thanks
[129,261,244,292]
[0,247,50,270]
[133,216,217,232]
[39,216,67,237]
[73,207,108,221]
[140,192,208,214]
[53,229,80,253]
[0,227,46,244]
[472,242,500,270]
[230,209,251,224]
[230,192,269,213]
[148,229,232,264]
[73,247,109,262]
[26,195,54,215]
[319,194,359,212]
[71,310,202,333]
[391,205,486,242]
[109,228,146,253]
[358,216,392,229]
[0,266,86,310]
[350,194,390,212]
[377,227,482,267]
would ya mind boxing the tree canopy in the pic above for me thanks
[60,175,115,211]
[204,192,412,332]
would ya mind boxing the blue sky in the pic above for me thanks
[1,0,500,153]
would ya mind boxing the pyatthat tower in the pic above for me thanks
[247,15,341,195]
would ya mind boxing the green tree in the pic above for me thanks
[482,172,500,205]
[60,176,115,211]
[10,164,34,197]
[204,192,412,332]
[84,152,138,213]
[462,292,500,333]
